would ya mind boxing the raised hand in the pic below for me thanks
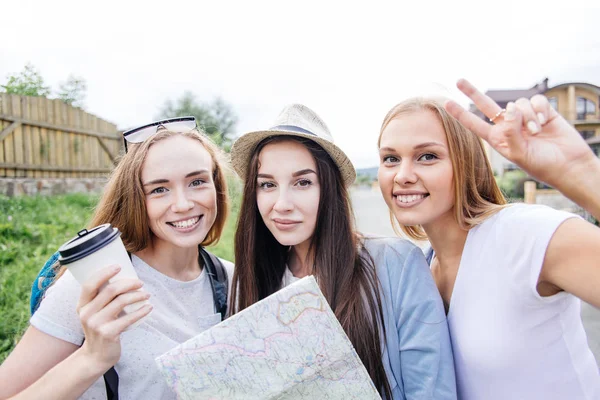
[445,79,596,189]
[76,266,152,370]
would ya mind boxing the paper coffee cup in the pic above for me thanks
[58,224,150,325]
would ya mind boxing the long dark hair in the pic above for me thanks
[231,136,392,398]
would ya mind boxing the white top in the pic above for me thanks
[31,254,234,400]
[447,204,599,400]
[281,266,300,287]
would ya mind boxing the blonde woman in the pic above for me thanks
[376,81,600,400]
[0,118,233,400]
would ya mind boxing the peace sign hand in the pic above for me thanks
[445,79,596,189]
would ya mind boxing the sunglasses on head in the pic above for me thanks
[122,116,197,152]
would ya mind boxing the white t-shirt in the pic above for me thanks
[30,254,234,400]
[281,266,300,287]
[447,204,599,399]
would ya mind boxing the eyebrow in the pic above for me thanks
[292,169,316,177]
[379,142,445,152]
[143,169,209,186]
[414,141,445,150]
[257,169,317,179]
[185,169,210,178]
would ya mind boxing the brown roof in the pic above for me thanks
[484,78,549,103]
[485,88,545,103]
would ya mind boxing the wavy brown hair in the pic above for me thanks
[230,136,392,398]
[378,97,507,241]
[54,128,229,276]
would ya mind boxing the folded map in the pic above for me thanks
[155,276,382,399]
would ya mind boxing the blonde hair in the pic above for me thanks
[378,97,507,241]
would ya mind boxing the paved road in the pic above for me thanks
[351,187,600,367]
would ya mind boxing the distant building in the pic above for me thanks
[471,78,600,175]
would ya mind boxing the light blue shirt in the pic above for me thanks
[362,236,456,399]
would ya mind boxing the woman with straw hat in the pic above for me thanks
[229,104,457,399]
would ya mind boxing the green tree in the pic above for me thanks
[157,92,238,150]
[1,63,51,97]
[495,169,528,201]
[355,174,374,186]
[56,75,87,108]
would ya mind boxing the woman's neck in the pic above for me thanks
[423,210,469,269]
[135,238,201,281]
[288,240,314,278]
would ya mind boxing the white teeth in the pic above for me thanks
[171,217,200,228]
[397,194,426,203]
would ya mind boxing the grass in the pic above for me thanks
[0,194,98,363]
[0,186,240,363]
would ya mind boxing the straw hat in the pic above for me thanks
[230,104,356,187]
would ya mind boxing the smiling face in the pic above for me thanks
[255,140,320,248]
[378,109,455,229]
[141,135,217,249]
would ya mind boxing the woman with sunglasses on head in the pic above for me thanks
[377,80,600,400]
[0,118,233,400]
[229,104,456,400]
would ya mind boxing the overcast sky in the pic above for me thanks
[2,0,599,168]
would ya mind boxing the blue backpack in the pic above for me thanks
[30,251,60,315]
[30,246,229,400]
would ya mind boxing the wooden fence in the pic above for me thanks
[0,94,122,178]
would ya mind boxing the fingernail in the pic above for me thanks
[527,121,540,134]
[113,265,121,272]
[537,113,546,125]
[504,103,516,121]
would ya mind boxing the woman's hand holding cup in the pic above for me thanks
[76,265,152,370]
[59,224,153,325]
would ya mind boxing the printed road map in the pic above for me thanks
[155,276,381,399]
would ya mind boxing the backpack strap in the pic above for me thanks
[103,366,119,400]
[198,246,229,320]
[79,338,119,400]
